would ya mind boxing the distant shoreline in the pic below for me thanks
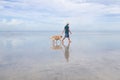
[0,30,120,33]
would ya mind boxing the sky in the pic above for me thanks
[0,0,120,31]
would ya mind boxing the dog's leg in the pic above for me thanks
[56,40,58,45]
[60,40,62,45]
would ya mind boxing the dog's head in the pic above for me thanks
[60,36,62,38]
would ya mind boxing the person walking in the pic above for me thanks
[62,23,72,43]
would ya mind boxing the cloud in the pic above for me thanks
[70,0,120,4]
[0,0,120,31]
[0,5,4,10]
[0,19,24,25]
[106,5,120,14]
[1,0,120,17]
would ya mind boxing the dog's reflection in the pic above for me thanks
[62,42,71,62]
[51,40,71,62]
[51,41,62,50]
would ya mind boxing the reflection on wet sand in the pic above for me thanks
[62,42,70,62]
[51,41,62,50]
[0,32,120,80]
[50,40,71,62]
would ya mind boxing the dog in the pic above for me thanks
[50,35,63,50]
[50,35,62,42]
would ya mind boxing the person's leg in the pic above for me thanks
[62,37,65,42]
[66,33,71,43]
[62,33,67,42]
[68,38,71,43]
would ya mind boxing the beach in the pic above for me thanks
[0,31,120,80]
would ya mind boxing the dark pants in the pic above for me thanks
[65,33,69,38]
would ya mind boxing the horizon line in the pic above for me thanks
[0,30,120,32]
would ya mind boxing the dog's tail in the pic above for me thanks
[50,36,54,40]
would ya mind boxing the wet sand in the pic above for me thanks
[0,31,120,80]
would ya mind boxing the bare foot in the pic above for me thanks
[69,40,71,43]
[62,40,64,44]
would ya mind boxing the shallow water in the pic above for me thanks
[0,31,120,80]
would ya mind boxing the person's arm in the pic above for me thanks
[69,29,72,34]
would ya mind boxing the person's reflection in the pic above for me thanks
[62,42,71,62]
[51,40,62,50]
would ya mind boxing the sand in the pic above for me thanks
[0,31,120,80]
